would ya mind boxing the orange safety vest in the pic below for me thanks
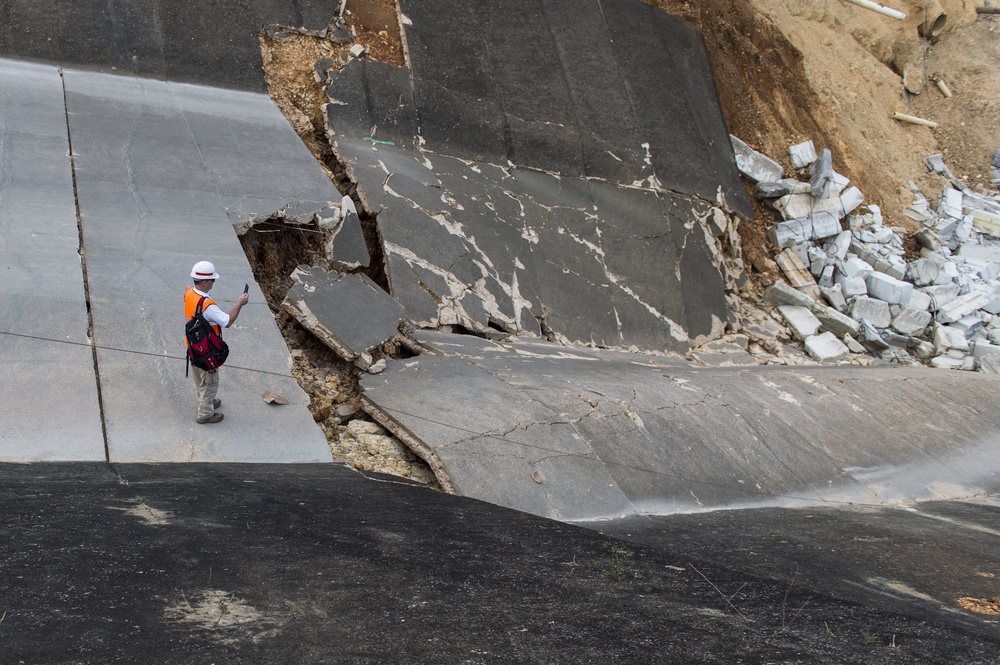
[184,286,222,344]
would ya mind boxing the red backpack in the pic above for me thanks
[185,296,229,376]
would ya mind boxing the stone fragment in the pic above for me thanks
[837,276,868,298]
[936,291,990,324]
[850,297,891,329]
[913,228,943,251]
[789,140,817,169]
[843,334,866,354]
[906,259,940,287]
[811,211,843,240]
[912,340,936,359]
[969,208,1000,238]
[957,244,1000,264]
[950,314,983,337]
[824,231,852,260]
[756,179,812,199]
[938,186,963,219]
[857,320,891,352]
[921,284,961,311]
[763,280,815,308]
[804,332,848,362]
[933,323,970,355]
[775,248,815,288]
[840,187,864,216]
[813,304,861,337]
[810,148,834,197]
[769,219,812,248]
[777,305,822,340]
[890,306,932,336]
[820,284,848,312]
[865,272,913,305]
[840,256,875,280]
[349,43,367,58]
[730,135,784,183]
[818,264,835,288]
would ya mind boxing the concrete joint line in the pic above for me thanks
[59,68,111,463]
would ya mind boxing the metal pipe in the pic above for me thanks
[841,0,906,19]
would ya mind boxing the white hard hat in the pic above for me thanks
[191,260,220,280]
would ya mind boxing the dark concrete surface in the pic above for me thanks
[0,0,336,91]
[2,463,998,663]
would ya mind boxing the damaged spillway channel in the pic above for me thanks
[237,202,438,488]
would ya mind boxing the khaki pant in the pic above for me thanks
[191,366,219,420]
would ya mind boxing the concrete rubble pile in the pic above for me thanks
[733,136,1000,372]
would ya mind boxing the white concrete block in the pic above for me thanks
[906,259,940,287]
[811,211,843,240]
[921,284,962,310]
[820,284,847,312]
[865,272,913,305]
[789,140,817,169]
[936,291,990,323]
[824,231,852,260]
[890,306,932,336]
[804,331,849,362]
[850,297,892,329]
[777,305,822,340]
[840,256,875,280]
[957,244,1000,264]
[731,135,784,183]
[933,323,970,355]
[769,218,813,248]
[938,186,963,219]
[840,187,864,216]
[907,289,932,312]
[837,275,868,298]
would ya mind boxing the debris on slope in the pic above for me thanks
[736,136,1000,370]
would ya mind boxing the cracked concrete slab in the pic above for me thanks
[362,336,1000,521]
[322,0,749,353]
[283,267,405,363]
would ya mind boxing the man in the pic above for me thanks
[184,260,249,424]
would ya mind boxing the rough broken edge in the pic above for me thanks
[360,395,459,494]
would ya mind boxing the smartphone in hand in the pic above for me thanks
[244,283,249,294]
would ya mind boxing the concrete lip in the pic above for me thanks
[362,333,1000,521]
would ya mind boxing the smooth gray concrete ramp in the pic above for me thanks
[361,333,1000,521]
[59,68,333,462]
[0,58,334,463]
[0,59,104,460]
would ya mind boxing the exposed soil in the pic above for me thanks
[253,0,1000,483]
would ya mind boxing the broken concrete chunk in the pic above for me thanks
[763,280,816,308]
[813,304,861,337]
[820,284,848,312]
[936,291,990,324]
[804,331,849,362]
[349,43,367,58]
[730,135,784,183]
[933,322,970,355]
[837,276,868,299]
[313,57,336,84]
[850,297,892,329]
[282,267,405,362]
[756,179,812,199]
[789,140,817,170]
[843,334,866,354]
[921,283,962,311]
[938,187,964,220]
[956,244,1000,264]
[890,306,933,336]
[906,259,940,287]
[824,231,852,260]
[775,248,815,288]
[325,206,370,270]
[769,219,812,249]
[777,305,822,340]
[811,211,843,240]
[865,272,913,306]
[904,292,932,317]
[810,148,834,198]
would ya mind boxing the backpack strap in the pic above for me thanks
[195,296,207,317]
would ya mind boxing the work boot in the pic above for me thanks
[213,398,222,409]
[196,412,224,424]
